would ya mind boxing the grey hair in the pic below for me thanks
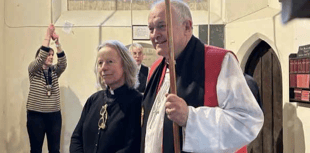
[128,43,144,53]
[151,0,192,24]
[95,40,138,90]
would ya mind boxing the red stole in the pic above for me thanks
[204,45,247,153]
[148,45,247,153]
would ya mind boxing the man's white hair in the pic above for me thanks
[129,43,144,53]
[151,0,192,24]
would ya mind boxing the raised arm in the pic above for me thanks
[28,24,54,81]
[51,31,67,77]
[42,23,54,47]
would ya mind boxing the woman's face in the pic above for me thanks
[97,46,125,90]
[44,50,54,66]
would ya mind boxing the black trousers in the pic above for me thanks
[27,110,62,153]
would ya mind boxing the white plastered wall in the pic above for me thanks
[4,0,52,152]
[3,0,137,152]
[0,1,201,152]
[3,0,310,152]
[291,19,310,153]
[0,0,6,152]
[225,0,268,23]
[225,0,310,152]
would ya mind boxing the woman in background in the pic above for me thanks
[27,24,67,153]
[70,40,142,153]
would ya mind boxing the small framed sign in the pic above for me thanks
[298,44,310,58]
[132,25,150,40]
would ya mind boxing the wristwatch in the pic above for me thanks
[56,43,61,48]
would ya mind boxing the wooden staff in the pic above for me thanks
[164,0,180,153]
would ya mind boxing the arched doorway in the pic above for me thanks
[245,41,283,153]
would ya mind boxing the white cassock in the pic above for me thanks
[144,53,264,153]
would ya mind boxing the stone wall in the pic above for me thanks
[68,0,209,11]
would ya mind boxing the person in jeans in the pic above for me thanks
[26,23,67,153]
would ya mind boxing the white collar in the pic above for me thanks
[109,88,114,95]
[138,64,141,71]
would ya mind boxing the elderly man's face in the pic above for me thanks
[131,47,143,66]
[148,2,187,59]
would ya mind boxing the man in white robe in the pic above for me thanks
[140,1,264,153]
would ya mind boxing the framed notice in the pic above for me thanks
[289,45,310,104]
[132,25,150,40]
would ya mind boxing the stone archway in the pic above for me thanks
[245,41,283,153]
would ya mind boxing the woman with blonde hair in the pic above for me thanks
[70,40,142,153]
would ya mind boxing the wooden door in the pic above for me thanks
[245,41,283,153]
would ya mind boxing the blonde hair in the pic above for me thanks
[95,40,138,90]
